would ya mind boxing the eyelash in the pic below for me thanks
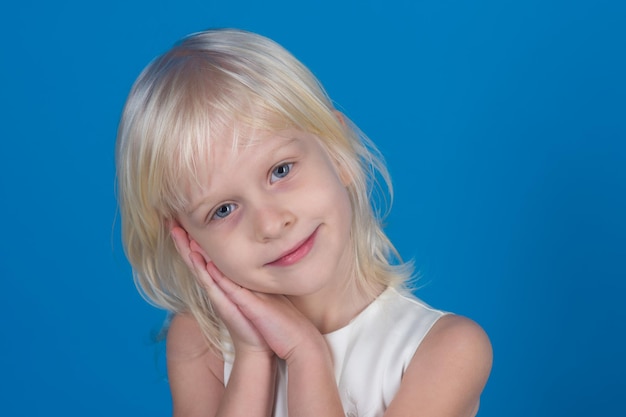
[270,162,293,183]
[207,162,294,222]
[210,203,237,221]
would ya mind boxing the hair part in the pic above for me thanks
[116,28,413,354]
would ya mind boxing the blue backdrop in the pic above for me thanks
[1,1,624,416]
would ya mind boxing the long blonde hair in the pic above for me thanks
[116,28,412,352]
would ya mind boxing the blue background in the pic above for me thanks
[1,1,624,415]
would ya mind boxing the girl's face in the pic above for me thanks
[177,128,355,298]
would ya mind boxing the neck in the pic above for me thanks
[288,279,385,335]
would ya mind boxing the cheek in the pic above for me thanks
[202,242,252,284]
[331,182,355,241]
[329,172,353,212]
[338,189,354,231]
[313,180,353,232]
[187,231,230,269]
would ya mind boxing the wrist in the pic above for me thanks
[234,347,277,364]
[230,349,277,385]
[285,334,331,368]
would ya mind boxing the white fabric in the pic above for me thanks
[224,287,446,417]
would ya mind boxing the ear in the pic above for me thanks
[333,110,347,127]
[336,161,353,187]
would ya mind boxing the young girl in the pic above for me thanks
[116,28,492,417]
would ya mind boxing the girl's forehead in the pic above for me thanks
[211,123,306,152]
[181,127,301,185]
[178,128,312,214]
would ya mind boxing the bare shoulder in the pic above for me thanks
[167,313,225,417]
[386,314,493,417]
[423,314,493,369]
[167,314,217,360]
[167,312,224,377]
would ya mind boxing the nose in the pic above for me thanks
[252,201,295,241]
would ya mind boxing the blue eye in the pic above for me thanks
[212,203,236,220]
[270,163,293,183]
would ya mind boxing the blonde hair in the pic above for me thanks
[116,28,412,352]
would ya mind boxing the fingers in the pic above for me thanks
[206,262,258,304]
[170,226,194,270]
[189,239,203,254]
[170,226,276,322]
[188,254,241,320]
[170,225,210,267]
[188,251,217,290]
[201,263,271,327]
[189,238,212,263]
[171,229,246,323]
[172,231,319,358]
[188,248,272,352]
[169,225,273,352]
[170,226,215,291]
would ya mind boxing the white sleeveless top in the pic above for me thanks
[224,287,446,417]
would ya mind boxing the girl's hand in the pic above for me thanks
[170,223,325,362]
[170,225,271,356]
[170,223,345,417]
[206,265,326,363]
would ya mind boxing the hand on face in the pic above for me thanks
[170,223,270,355]
[170,223,323,361]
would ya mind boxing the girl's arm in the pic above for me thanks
[204,265,346,417]
[384,314,493,417]
[166,313,224,417]
[166,308,492,417]
[283,334,345,417]
[167,313,277,417]
[169,228,278,417]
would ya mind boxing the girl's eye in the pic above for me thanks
[270,163,293,183]
[211,203,236,220]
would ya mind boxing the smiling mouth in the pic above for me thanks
[266,228,318,267]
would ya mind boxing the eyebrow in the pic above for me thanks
[186,135,301,216]
[186,189,212,218]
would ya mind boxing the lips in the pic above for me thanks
[266,228,318,267]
